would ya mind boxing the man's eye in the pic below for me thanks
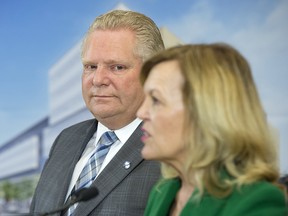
[83,65,97,73]
[111,65,126,71]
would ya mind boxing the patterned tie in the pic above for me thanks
[66,131,118,215]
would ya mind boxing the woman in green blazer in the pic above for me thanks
[137,43,287,216]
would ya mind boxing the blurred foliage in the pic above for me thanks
[0,177,38,201]
[1,181,15,201]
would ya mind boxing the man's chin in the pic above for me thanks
[92,109,121,120]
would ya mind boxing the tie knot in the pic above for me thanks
[99,131,118,146]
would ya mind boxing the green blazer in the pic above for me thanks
[144,178,287,216]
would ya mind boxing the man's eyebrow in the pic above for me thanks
[82,60,95,65]
[82,59,130,66]
[104,59,129,64]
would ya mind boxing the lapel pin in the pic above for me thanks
[123,161,131,169]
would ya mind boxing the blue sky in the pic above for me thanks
[0,0,287,173]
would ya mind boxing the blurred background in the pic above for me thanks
[0,0,287,213]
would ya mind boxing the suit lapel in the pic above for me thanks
[33,119,98,214]
[54,120,98,209]
[75,124,144,215]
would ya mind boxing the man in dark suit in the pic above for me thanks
[30,10,165,215]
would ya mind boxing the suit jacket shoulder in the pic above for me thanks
[145,179,288,216]
[215,181,287,216]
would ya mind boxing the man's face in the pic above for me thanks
[81,29,144,129]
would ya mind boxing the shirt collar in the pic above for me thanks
[96,118,142,145]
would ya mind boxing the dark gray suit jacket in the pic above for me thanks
[30,119,161,215]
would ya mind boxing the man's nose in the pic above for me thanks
[92,66,110,86]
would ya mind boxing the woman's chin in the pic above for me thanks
[141,148,155,160]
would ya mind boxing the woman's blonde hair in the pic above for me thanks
[82,10,164,62]
[141,43,279,201]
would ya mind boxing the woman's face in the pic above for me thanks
[137,60,187,165]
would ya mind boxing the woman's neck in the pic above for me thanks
[170,180,194,216]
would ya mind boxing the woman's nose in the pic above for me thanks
[137,97,149,120]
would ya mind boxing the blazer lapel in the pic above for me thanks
[32,119,98,214]
[54,120,98,209]
[75,124,144,215]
